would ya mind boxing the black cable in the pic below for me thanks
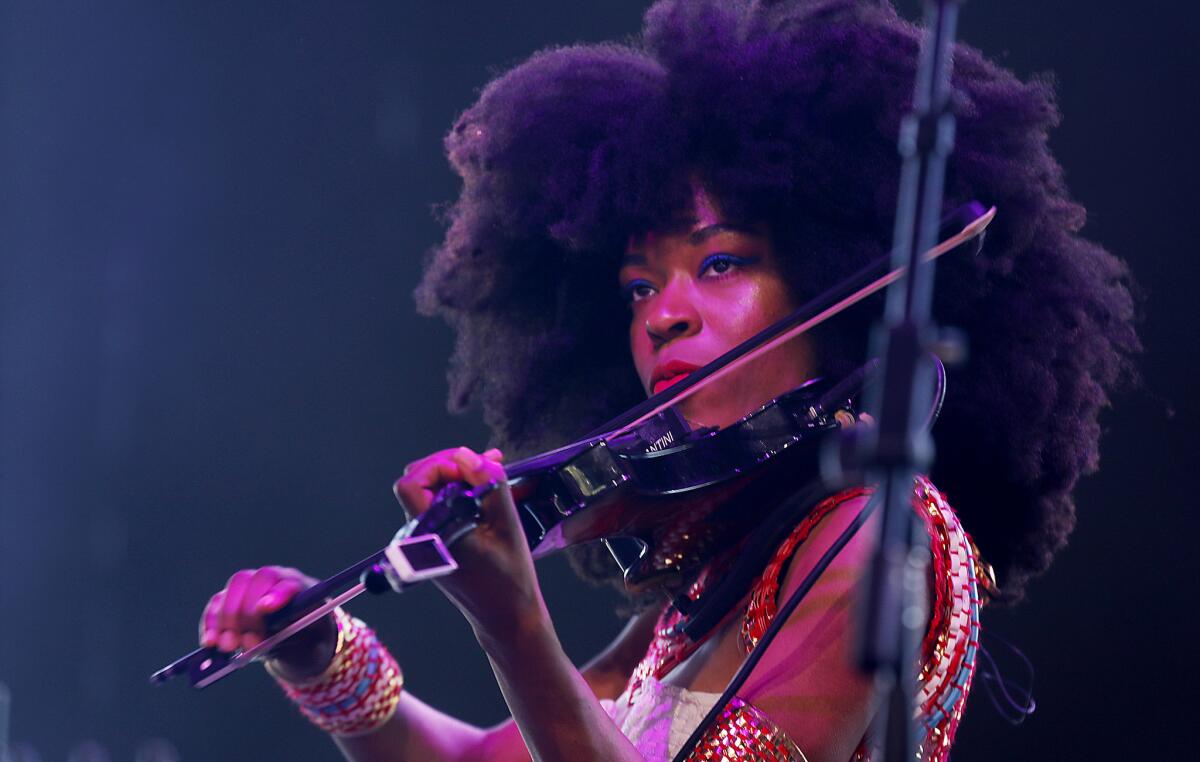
[676,481,825,640]
[976,631,1037,725]
[670,494,879,762]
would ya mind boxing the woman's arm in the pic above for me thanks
[202,565,656,762]
[202,446,661,762]
[387,446,658,762]
[473,607,643,762]
[333,606,660,762]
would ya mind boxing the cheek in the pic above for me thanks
[629,317,654,380]
[755,274,797,322]
[721,279,792,340]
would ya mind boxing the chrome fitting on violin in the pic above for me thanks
[369,480,497,592]
[381,533,459,587]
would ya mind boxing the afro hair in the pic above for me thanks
[416,0,1140,603]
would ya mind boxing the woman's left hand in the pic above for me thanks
[392,446,547,643]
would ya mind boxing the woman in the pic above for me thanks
[198,1,1139,760]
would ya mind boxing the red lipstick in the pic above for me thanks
[650,359,702,395]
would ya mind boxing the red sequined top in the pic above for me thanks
[618,477,987,762]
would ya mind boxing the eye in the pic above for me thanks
[621,279,657,304]
[699,252,759,279]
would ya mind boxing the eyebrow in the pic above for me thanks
[687,222,761,244]
[622,223,762,267]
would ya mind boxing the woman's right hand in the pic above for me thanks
[198,565,338,681]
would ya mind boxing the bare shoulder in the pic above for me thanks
[738,492,881,761]
[783,491,880,595]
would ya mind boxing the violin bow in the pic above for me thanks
[594,203,993,442]
[152,202,992,690]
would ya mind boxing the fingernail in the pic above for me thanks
[255,593,276,611]
[201,629,216,647]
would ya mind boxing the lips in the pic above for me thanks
[650,360,702,395]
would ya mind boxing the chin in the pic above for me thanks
[674,388,746,430]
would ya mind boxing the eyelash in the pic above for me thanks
[620,253,759,304]
[699,253,755,279]
[621,279,656,304]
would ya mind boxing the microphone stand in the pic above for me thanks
[854,1,963,760]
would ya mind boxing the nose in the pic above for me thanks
[645,277,701,347]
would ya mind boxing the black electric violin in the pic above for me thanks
[151,203,994,690]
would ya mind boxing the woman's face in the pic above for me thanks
[618,187,815,429]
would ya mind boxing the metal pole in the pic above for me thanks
[856,2,963,760]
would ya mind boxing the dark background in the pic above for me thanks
[1,2,1195,760]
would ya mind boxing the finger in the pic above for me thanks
[393,457,468,516]
[200,590,225,647]
[450,446,484,473]
[395,451,467,496]
[483,448,504,462]
[235,567,286,632]
[241,631,264,651]
[218,628,241,653]
[451,447,503,488]
[255,577,308,613]
[218,570,255,634]
[450,451,517,534]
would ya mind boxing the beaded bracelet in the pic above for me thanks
[266,608,404,737]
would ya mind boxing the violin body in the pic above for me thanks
[512,379,846,592]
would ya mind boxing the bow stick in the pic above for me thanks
[151,203,993,690]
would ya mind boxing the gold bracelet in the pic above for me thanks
[267,608,404,736]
